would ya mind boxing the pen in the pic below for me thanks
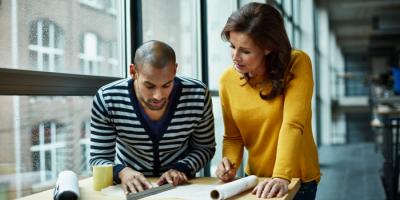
[223,163,236,176]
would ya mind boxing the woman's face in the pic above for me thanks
[229,31,270,77]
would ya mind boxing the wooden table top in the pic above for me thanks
[18,176,300,200]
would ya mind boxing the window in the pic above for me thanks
[79,32,103,75]
[30,121,67,182]
[1,0,124,77]
[283,0,292,17]
[292,0,301,48]
[345,55,370,96]
[29,20,64,72]
[105,0,118,15]
[0,0,126,198]
[285,17,294,45]
[346,113,373,143]
[239,0,265,6]
[0,96,92,198]
[79,120,91,175]
[79,0,104,10]
[206,0,238,176]
[206,0,237,90]
[107,41,119,75]
[142,0,201,79]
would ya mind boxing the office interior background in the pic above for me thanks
[0,0,399,199]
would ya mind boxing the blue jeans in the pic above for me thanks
[293,180,318,200]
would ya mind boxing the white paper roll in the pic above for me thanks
[210,175,258,200]
[53,170,80,200]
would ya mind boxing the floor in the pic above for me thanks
[316,143,386,200]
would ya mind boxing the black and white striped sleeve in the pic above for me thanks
[89,89,117,167]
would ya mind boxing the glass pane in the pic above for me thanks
[142,0,200,78]
[0,0,124,77]
[209,96,248,177]
[284,0,292,16]
[285,17,293,45]
[293,0,300,24]
[206,0,237,90]
[42,21,50,47]
[29,51,38,68]
[209,96,224,176]
[294,29,301,48]
[0,96,92,198]
[43,53,50,71]
[239,0,265,6]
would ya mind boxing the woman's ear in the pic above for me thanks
[264,49,271,55]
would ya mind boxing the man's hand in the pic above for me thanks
[215,157,236,182]
[156,169,188,186]
[251,177,289,198]
[119,167,152,194]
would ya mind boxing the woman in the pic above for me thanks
[215,3,321,200]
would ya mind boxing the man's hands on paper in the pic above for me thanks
[251,177,289,198]
[119,167,152,194]
[215,157,237,182]
[157,169,188,186]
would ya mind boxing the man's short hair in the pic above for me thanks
[134,40,176,69]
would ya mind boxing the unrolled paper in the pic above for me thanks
[210,175,258,200]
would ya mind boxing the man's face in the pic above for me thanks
[132,63,177,111]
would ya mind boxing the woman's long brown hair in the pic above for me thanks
[221,2,293,100]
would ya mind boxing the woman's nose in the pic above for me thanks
[232,50,240,61]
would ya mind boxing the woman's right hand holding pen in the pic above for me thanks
[216,157,237,182]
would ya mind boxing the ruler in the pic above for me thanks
[126,183,175,200]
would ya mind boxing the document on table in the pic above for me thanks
[101,183,215,200]
[101,176,258,200]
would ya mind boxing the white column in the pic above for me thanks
[11,0,22,197]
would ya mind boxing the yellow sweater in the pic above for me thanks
[219,50,321,182]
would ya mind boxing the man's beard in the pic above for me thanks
[141,97,167,110]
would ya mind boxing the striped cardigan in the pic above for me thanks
[89,77,215,181]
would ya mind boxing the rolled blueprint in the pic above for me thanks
[53,170,80,200]
[210,175,258,200]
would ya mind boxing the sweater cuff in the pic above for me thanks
[170,162,193,177]
[113,164,126,184]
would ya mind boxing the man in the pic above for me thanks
[89,40,215,194]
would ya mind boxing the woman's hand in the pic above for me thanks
[215,157,237,182]
[251,177,289,198]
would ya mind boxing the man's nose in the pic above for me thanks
[153,89,162,100]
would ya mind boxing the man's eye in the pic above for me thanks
[163,84,170,88]
[145,85,155,89]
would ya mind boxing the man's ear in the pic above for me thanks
[130,64,136,78]
[174,63,178,74]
